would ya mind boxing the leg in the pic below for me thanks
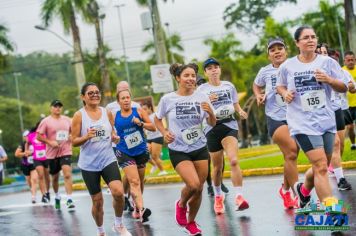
[52,173,60,194]
[108,180,124,217]
[138,167,146,193]
[61,164,73,196]
[347,123,355,146]
[30,169,38,199]
[44,167,50,193]
[210,150,224,187]
[123,165,143,210]
[206,157,212,186]
[36,166,47,195]
[221,136,242,187]
[91,192,104,227]
[151,143,164,171]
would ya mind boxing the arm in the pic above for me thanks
[276,85,295,104]
[37,131,59,148]
[315,69,347,93]
[233,103,248,119]
[71,111,95,147]
[107,109,120,144]
[201,102,217,126]
[154,115,175,143]
[134,108,156,132]
[15,145,30,158]
[252,83,266,106]
[0,155,7,163]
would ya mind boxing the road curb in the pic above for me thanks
[72,161,356,190]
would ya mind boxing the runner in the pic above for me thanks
[0,144,8,186]
[37,100,75,210]
[114,89,155,223]
[71,82,131,236]
[155,63,216,235]
[106,81,139,212]
[253,37,299,209]
[14,130,38,203]
[342,51,356,150]
[141,102,167,176]
[197,58,249,215]
[27,120,51,203]
[276,26,348,208]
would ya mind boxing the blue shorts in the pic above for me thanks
[294,132,335,156]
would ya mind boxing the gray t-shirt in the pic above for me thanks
[277,55,347,136]
[156,91,211,152]
[197,81,239,133]
[0,145,7,171]
[254,64,287,121]
[146,113,163,140]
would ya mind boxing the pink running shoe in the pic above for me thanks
[184,221,202,236]
[132,208,140,220]
[235,195,249,211]
[175,200,188,227]
[278,185,294,209]
[328,165,334,174]
[214,195,225,214]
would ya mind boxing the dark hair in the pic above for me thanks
[30,119,43,133]
[169,63,199,78]
[81,82,98,95]
[142,102,153,111]
[317,43,328,50]
[344,51,355,57]
[294,25,313,41]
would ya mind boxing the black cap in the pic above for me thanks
[196,75,206,86]
[267,37,286,50]
[51,99,63,107]
[203,58,219,70]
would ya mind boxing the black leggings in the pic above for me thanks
[206,156,225,186]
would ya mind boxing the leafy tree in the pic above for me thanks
[0,24,14,72]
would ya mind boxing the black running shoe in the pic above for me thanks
[293,182,311,208]
[141,208,152,223]
[221,183,229,194]
[46,192,50,201]
[124,197,134,212]
[41,195,49,203]
[338,178,352,191]
[207,185,214,197]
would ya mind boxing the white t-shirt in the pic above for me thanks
[156,91,211,152]
[146,113,163,140]
[0,145,7,172]
[276,54,347,136]
[254,64,287,121]
[197,81,239,133]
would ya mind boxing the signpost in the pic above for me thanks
[150,64,174,94]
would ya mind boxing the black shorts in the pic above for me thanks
[21,164,35,176]
[294,132,335,156]
[34,159,49,168]
[266,116,288,137]
[206,124,238,152]
[49,156,71,175]
[344,109,354,126]
[115,150,149,169]
[335,109,345,131]
[347,107,356,123]
[147,137,164,145]
[169,146,209,169]
[81,161,121,195]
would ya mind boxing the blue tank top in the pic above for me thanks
[115,107,147,156]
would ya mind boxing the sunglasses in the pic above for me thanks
[87,90,101,97]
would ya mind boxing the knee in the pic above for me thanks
[92,198,104,211]
[111,187,124,200]
[285,149,298,161]
[187,182,201,194]
[313,160,328,176]
[63,173,72,181]
[229,159,238,167]
[129,178,141,189]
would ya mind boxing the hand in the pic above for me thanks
[256,94,266,106]
[348,81,356,93]
[282,90,295,104]
[163,130,175,144]
[49,140,59,148]
[132,116,141,126]
[24,150,32,156]
[208,93,219,102]
[201,102,214,116]
[112,134,120,144]
[86,128,97,140]
[314,69,332,84]
[238,109,248,119]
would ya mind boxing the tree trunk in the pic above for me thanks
[345,0,356,52]
[69,8,86,106]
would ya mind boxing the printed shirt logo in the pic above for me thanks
[209,89,232,109]
[175,102,201,119]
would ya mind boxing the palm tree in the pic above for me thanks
[0,24,14,71]
[41,0,89,97]
[344,0,356,52]
[142,32,184,64]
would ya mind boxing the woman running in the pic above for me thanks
[15,130,38,203]
[155,63,216,235]
[197,58,248,215]
[253,37,299,209]
[114,89,155,223]
[141,102,168,176]
[276,26,348,208]
[71,82,131,236]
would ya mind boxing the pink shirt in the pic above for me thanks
[37,115,72,159]
[27,132,47,161]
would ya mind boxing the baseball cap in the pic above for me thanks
[203,58,220,70]
[50,99,63,107]
[22,130,29,137]
[267,37,286,50]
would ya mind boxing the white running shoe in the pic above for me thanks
[112,224,132,236]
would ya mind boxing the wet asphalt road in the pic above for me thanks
[1,171,356,236]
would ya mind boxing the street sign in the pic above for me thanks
[150,64,174,94]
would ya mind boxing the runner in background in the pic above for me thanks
[253,37,299,209]
[0,144,8,186]
[15,130,38,203]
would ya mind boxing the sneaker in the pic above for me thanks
[31,197,36,204]
[150,166,157,174]
[207,185,214,197]
[293,196,299,209]
[66,199,75,210]
[184,221,202,236]
[278,185,294,209]
[140,208,152,223]
[132,208,140,219]
[158,170,168,176]
[124,197,134,212]
[221,183,229,194]
[55,197,61,210]
[328,165,334,174]
[235,195,249,211]
[41,195,49,203]
[293,182,311,208]
[214,195,225,214]
[338,178,352,191]
[112,224,132,236]
[175,200,188,227]
[46,192,50,201]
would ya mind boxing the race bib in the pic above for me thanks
[36,150,46,158]
[331,91,342,106]
[124,131,143,149]
[215,105,235,119]
[275,94,286,107]
[182,125,203,145]
[301,90,326,112]
[56,130,69,141]
[27,156,34,164]
[90,125,109,143]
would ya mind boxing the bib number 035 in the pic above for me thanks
[182,126,203,145]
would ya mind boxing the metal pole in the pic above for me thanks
[14,73,24,132]
[115,3,131,86]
